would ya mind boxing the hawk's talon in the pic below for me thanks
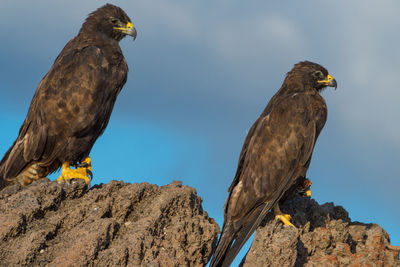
[299,178,312,197]
[56,157,92,187]
[74,162,87,168]
[305,189,311,197]
[303,178,312,187]
[275,214,296,228]
[87,169,93,180]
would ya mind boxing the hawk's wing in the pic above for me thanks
[211,92,322,267]
[1,42,126,181]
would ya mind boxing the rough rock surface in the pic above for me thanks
[0,178,219,267]
[240,195,400,267]
[1,178,399,267]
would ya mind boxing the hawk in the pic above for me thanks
[0,4,137,189]
[210,61,337,267]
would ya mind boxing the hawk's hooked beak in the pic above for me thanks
[317,74,337,89]
[114,22,137,40]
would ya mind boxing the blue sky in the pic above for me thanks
[1,1,399,264]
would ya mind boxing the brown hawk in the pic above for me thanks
[0,4,137,189]
[210,61,337,267]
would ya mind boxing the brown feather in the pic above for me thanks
[210,61,334,267]
[0,4,133,189]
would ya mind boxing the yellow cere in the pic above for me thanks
[318,74,334,84]
[113,22,133,31]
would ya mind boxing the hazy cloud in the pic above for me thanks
[0,0,399,249]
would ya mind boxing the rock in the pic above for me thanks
[0,178,219,267]
[240,195,400,267]
[1,178,399,267]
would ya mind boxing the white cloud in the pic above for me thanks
[1,0,399,149]
[211,15,306,65]
[330,0,400,148]
[132,1,197,39]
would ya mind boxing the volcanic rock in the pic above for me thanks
[0,178,219,266]
[240,195,400,267]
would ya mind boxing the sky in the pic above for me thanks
[0,0,399,265]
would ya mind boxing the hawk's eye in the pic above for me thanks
[109,18,119,25]
[313,71,324,79]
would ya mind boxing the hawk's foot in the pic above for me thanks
[303,178,312,187]
[302,178,312,197]
[305,189,311,197]
[275,214,296,228]
[57,157,92,186]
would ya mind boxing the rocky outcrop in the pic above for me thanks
[0,179,219,266]
[1,178,399,267]
[240,195,400,267]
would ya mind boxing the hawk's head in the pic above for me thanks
[288,61,337,91]
[81,4,137,41]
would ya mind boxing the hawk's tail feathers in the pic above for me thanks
[1,140,21,189]
[0,173,6,190]
[0,139,37,190]
[209,222,235,267]
[210,204,271,267]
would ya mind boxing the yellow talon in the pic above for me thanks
[275,214,296,228]
[305,189,311,197]
[301,178,312,197]
[57,157,92,187]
